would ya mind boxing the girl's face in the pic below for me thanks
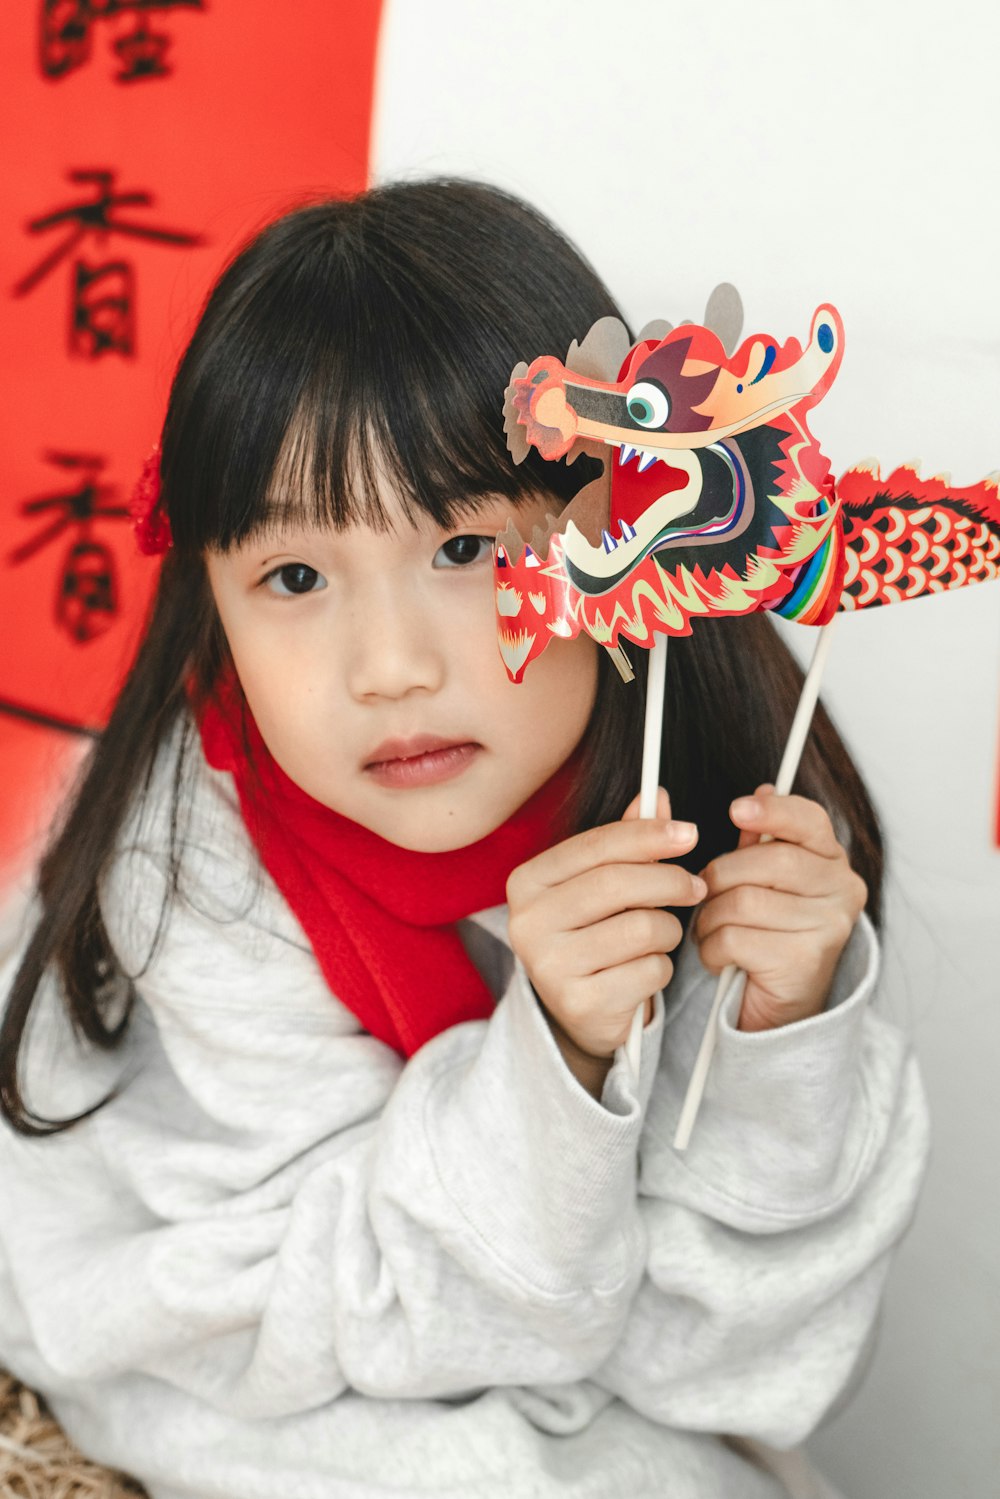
[206,483,598,852]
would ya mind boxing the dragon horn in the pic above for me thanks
[502,361,530,464]
[636,317,673,343]
[703,282,744,355]
[564,316,633,380]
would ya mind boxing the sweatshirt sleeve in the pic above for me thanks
[590,916,930,1447]
[0,750,660,1421]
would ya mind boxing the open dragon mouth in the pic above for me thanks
[611,443,691,528]
[564,439,750,593]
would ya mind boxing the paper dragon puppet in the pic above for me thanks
[495,296,1000,683]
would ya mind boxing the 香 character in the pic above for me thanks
[13,169,202,359]
[8,451,131,642]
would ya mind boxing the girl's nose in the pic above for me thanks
[345,591,445,702]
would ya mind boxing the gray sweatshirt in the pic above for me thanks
[0,723,929,1499]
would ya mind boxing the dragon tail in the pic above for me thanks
[834,462,1000,613]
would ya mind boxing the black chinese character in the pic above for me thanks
[39,1,205,83]
[72,260,136,356]
[8,452,130,643]
[13,169,201,359]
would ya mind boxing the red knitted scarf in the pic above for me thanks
[197,682,575,1057]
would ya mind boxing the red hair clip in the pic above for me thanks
[130,445,173,556]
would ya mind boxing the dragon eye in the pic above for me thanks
[626,380,670,429]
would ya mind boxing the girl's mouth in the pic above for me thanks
[363,737,481,789]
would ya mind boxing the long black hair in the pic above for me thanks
[0,180,882,1136]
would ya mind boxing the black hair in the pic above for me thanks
[0,179,882,1136]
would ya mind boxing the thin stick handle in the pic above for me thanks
[639,633,668,818]
[672,619,839,1150]
[625,633,669,1080]
[771,618,839,797]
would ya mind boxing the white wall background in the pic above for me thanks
[373,2,1000,1494]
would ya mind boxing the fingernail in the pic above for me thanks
[731,797,760,821]
[667,820,697,842]
[691,876,708,900]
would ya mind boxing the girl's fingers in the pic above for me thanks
[698,924,823,982]
[508,812,698,901]
[544,859,706,931]
[622,785,672,822]
[728,788,842,858]
[701,840,840,899]
[735,783,772,851]
[697,924,843,1031]
[695,884,831,942]
[578,951,677,1025]
[564,906,685,976]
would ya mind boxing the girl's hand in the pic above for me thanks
[507,788,705,1087]
[694,785,868,1032]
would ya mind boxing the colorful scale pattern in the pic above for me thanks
[835,465,1000,613]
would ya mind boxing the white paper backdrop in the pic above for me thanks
[373,2,1000,1493]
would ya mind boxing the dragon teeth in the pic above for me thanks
[601,529,618,553]
[619,444,637,466]
[619,520,637,542]
[637,449,658,472]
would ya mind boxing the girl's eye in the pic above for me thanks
[626,379,671,429]
[433,535,494,568]
[263,563,327,596]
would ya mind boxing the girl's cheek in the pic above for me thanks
[524,637,599,747]
[548,636,600,707]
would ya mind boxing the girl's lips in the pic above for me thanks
[364,739,481,789]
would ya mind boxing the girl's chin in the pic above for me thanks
[371,813,507,854]
[360,792,519,854]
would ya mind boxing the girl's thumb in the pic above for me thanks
[622,785,672,822]
[735,783,775,849]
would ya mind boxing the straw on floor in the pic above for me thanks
[0,1372,147,1499]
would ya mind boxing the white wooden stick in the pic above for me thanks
[624,632,669,1080]
[673,619,839,1150]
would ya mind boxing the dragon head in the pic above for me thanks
[496,305,847,682]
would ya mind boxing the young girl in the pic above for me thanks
[0,181,927,1499]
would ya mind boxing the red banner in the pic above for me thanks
[1,1,383,867]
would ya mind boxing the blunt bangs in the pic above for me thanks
[160,183,620,555]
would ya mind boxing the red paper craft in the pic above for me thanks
[496,305,1000,683]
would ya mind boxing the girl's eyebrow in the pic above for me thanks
[256,496,315,526]
[446,494,520,525]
